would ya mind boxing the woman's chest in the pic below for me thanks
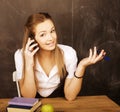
[38,57,55,77]
[35,69,60,88]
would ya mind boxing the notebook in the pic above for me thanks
[8,97,39,106]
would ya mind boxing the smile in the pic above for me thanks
[46,42,55,47]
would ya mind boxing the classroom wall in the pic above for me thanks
[0,0,120,104]
[73,0,120,105]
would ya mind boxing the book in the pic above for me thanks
[7,100,41,112]
[8,97,39,106]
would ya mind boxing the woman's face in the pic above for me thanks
[34,19,57,51]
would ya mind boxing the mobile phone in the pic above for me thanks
[29,33,38,50]
[29,33,34,39]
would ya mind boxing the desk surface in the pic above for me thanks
[0,95,120,112]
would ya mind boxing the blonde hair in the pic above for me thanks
[22,12,66,78]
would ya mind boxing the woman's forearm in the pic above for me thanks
[65,47,106,101]
[20,65,37,98]
[64,65,86,101]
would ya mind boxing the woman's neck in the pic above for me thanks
[37,49,54,59]
[37,50,55,76]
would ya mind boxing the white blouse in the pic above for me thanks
[14,44,78,97]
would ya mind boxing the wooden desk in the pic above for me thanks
[0,95,120,112]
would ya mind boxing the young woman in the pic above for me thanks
[14,12,106,101]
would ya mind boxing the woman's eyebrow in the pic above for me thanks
[51,26,55,30]
[39,27,55,33]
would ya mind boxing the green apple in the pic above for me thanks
[41,104,54,112]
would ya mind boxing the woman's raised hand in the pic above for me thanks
[78,46,106,68]
[24,38,39,66]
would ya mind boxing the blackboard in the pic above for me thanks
[0,0,120,105]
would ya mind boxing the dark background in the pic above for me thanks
[0,0,120,105]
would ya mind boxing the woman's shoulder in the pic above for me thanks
[58,44,77,59]
[14,49,23,58]
[58,44,78,67]
[58,44,76,53]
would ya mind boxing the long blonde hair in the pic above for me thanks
[22,12,66,78]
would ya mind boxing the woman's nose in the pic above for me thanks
[47,33,53,40]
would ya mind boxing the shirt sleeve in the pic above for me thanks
[61,45,78,78]
[14,49,23,80]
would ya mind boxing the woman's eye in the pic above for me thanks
[40,33,45,37]
[51,29,55,33]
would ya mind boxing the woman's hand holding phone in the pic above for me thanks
[24,38,39,67]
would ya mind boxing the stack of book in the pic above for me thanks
[7,97,41,112]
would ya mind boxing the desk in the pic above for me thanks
[0,95,120,112]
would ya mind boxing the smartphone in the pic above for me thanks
[29,33,38,50]
[29,33,34,39]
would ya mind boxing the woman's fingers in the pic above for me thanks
[88,47,106,64]
[88,47,97,62]
[26,38,35,50]
[29,43,38,51]
[94,49,106,62]
[93,46,97,59]
[88,48,92,59]
[79,47,106,68]
[25,38,30,51]
[32,47,39,55]
[25,38,39,55]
